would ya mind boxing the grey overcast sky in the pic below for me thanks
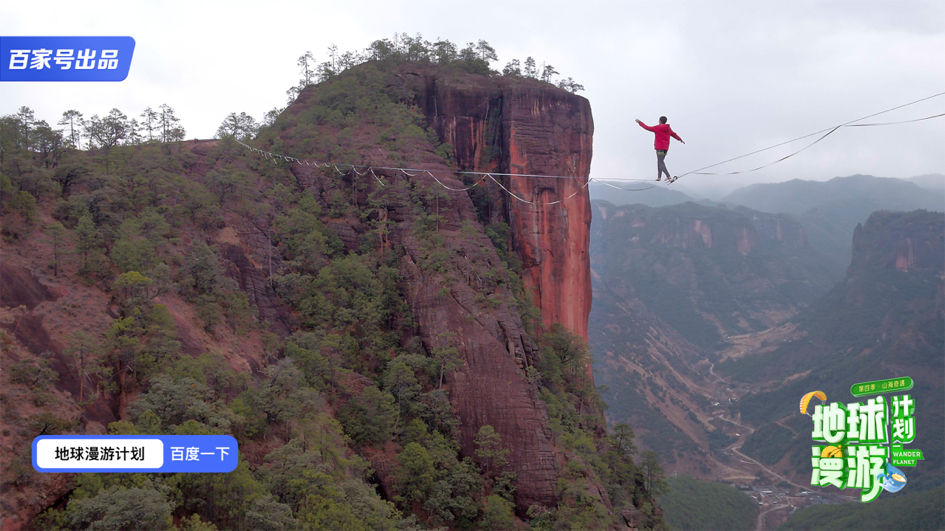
[2,0,943,197]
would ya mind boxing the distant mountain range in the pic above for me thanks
[589,198,944,502]
[720,174,943,215]
[904,173,944,193]
[591,174,945,211]
[720,174,944,279]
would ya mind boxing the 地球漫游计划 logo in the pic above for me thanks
[801,377,924,502]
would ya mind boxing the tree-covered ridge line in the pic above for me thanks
[277,32,584,123]
[290,32,583,95]
[2,104,186,153]
[3,33,582,160]
[1,104,266,166]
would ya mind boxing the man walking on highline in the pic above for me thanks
[636,116,684,182]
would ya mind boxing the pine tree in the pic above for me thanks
[88,108,129,174]
[75,215,100,269]
[474,425,509,477]
[502,59,521,77]
[158,104,185,142]
[395,442,436,505]
[139,107,158,142]
[297,51,315,87]
[58,110,84,148]
[432,332,461,389]
[640,450,668,496]
[47,222,69,276]
[16,106,35,149]
[524,57,537,78]
[475,40,498,63]
[216,112,259,141]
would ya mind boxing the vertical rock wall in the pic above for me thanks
[397,68,595,510]
[415,71,594,344]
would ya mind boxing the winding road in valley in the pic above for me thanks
[715,414,809,490]
[755,503,790,531]
[716,414,755,434]
[729,443,810,492]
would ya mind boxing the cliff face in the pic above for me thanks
[397,188,558,509]
[590,201,837,347]
[408,68,594,343]
[849,210,944,274]
[349,67,597,509]
[385,68,595,508]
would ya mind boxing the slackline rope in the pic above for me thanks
[674,92,945,181]
[236,139,590,181]
[235,91,943,195]
[235,139,591,207]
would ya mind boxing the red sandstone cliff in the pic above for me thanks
[397,198,559,509]
[384,67,596,509]
[407,68,594,344]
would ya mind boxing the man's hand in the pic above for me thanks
[681,140,686,144]
[635,119,642,124]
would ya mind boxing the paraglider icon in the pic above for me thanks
[800,390,827,416]
[821,445,843,458]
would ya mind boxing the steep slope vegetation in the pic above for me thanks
[1,57,666,529]
[782,485,944,530]
[657,475,757,531]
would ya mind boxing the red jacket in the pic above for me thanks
[638,122,682,150]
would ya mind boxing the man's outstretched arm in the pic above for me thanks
[671,130,685,144]
[635,119,656,132]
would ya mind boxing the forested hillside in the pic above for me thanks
[781,485,944,530]
[656,475,756,531]
[0,37,666,530]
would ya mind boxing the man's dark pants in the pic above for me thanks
[656,149,670,180]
